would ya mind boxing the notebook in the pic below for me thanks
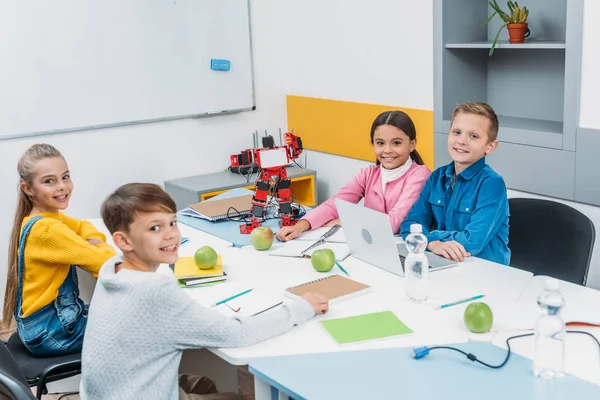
[174,255,223,279]
[285,274,371,303]
[269,240,351,261]
[297,226,346,243]
[214,290,284,318]
[178,272,228,287]
[177,278,226,289]
[320,311,414,345]
[181,195,254,222]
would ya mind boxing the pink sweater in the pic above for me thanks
[303,162,431,234]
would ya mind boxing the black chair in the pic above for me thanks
[6,333,81,400]
[0,342,36,400]
[508,198,595,285]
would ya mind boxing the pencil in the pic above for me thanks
[335,261,349,276]
[436,295,485,309]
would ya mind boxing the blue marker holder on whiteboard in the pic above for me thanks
[211,59,231,71]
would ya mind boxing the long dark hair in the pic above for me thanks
[369,110,424,166]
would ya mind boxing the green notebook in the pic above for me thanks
[320,311,413,345]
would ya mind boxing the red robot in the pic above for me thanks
[230,131,303,234]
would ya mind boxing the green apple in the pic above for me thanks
[464,302,494,333]
[311,249,336,272]
[250,226,274,251]
[194,246,218,270]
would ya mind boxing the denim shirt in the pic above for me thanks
[400,157,511,265]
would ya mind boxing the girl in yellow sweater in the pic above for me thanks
[2,144,117,356]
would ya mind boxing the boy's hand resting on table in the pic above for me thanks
[276,219,311,242]
[428,240,470,262]
[302,292,329,315]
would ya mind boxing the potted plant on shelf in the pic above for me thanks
[483,0,530,56]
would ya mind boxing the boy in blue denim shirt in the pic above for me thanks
[401,102,510,265]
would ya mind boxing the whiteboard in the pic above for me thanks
[0,0,255,140]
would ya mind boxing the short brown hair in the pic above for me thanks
[101,183,177,234]
[451,102,499,142]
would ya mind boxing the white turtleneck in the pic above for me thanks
[381,157,413,194]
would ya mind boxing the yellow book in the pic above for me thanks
[174,255,223,279]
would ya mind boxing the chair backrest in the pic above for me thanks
[0,343,35,400]
[508,198,596,285]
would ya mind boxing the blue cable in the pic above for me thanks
[411,331,600,369]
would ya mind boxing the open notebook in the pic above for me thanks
[297,226,346,243]
[214,291,283,318]
[184,282,283,318]
[269,240,350,261]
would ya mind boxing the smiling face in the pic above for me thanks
[447,112,498,174]
[21,157,73,213]
[372,125,416,170]
[116,211,181,269]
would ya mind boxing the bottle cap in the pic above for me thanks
[545,278,559,291]
[410,224,423,234]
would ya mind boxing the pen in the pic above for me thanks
[335,261,349,276]
[215,289,253,306]
[180,237,189,245]
[436,295,485,309]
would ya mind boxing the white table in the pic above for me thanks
[173,243,530,399]
[491,275,600,386]
[79,219,600,398]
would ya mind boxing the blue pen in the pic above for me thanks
[334,261,349,276]
[437,295,485,309]
[180,237,189,245]
[215,289,253,306]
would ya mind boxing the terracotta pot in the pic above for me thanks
[507,23,529,44]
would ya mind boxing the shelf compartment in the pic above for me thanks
[442,116,563,149]
[445,40,566,50]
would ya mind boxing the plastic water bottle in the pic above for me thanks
[404,224,429,303]
[533,278,566,380]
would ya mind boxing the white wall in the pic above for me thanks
[295,0,600,290]
[0,0,289,312]
[579,0,600,129]
[284,0,433,109]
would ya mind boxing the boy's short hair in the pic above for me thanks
[101,183,177,234]
[451,102,499,142]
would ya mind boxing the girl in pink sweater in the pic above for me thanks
[277,110,431,241]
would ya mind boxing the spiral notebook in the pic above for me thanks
[269,241,351,261]
[181,195,254,221]
[285,274,371,303]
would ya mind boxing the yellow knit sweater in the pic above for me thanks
[19,212,117,317]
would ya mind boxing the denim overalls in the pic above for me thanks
[15,216,87,357]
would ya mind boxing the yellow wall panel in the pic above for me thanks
[287,95,435,170]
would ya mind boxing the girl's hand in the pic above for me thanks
[275,220,311,242]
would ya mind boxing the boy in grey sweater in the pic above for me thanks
[80,183,328,400]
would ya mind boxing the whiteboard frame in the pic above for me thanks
[0,0,256,142]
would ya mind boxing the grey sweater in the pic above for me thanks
[80,256,315,400]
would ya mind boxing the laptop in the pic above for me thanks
[335,199,458,277]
